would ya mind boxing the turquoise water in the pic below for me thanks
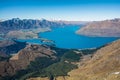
[39,26,119,49]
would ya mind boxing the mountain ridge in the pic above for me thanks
[64,39,120,80]
[0,18,65,34]
[0,42,57,77]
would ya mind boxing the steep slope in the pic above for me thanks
[76,18,120,37]
[66,39,120,80]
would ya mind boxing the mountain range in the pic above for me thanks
[0,18,65,34]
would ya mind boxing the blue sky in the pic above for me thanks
[0,0,120,21]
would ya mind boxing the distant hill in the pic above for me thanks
[76,18,120,37]
[54,20,88,25]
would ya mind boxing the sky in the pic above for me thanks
[0,0,120,21]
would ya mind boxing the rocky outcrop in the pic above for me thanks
[76,18,120,37]
[0,44,56,77]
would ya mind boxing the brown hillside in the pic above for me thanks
[76,18,120,37]
[66,39,120,80]
[0,44,56,77]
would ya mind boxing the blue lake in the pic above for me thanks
[40,26,119,49]
[19,26,119,49]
